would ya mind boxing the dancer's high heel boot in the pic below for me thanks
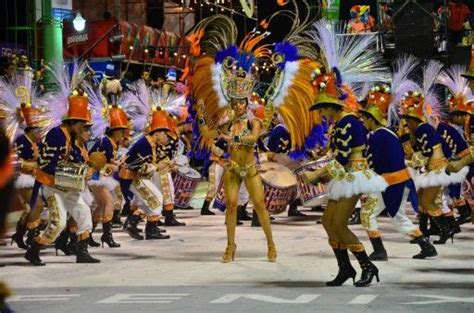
[101,222,121,248]
[222,244,237,263]
[326,248,356,286]
[11,222,28,249]
[24,242,45,266]
[352,250,380,287]
[432,215,455,244]
[54,231,72,256]
[88,226,101,247]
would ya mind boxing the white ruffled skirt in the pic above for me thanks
[411,166,469,190]
[327,170,388,201]
[14,173,35,189]
[88,175,119,192]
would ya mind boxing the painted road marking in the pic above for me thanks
[403,295,474,305]
[9,294,80,302]
[349,294,378,304]
[210,294,320,304]
[96,293,190,304]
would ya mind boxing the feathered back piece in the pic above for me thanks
[308,19,388,112]
[0,73,44,140]
[34,61,90,136]
[436,65,473,114]
[85,83,108,139]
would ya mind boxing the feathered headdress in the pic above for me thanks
[400,59,443,124]
[0,73,45,141]
[436,65,473,114]
[308,19,389,112]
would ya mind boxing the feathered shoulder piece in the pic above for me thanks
[436,65,473,114]
[0,73,44,140]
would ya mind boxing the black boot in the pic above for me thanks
[200,200,215,215]
[11,222,28,249]
[432,215,455,245]
[126,215,144,240]
[88,227,101,247]
[54,231,72,256]
[25,227,40,248]
[24,242,45,266]
[417,213,430,238]
[445,215,461,234]
[145,221,170,240]
[352,250,380,287]
[251,210,260,227]
[67,233,79,255]
[164,210,185,226]
[368,237,388,261]
[456,202,472,225]
[237,204,252,221]
[412,236,437,259]
[111,210,123,228]
[288,199,307,217]
[326,248,357,286]
[76,239,101,263]
[101,222,121,248]
[121,201,130,217]
[348,208,361,225]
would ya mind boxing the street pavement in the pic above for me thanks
[1,184,473,312]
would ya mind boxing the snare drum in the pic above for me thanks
[172,166,201,208]
[259,162,297,214]
[55,162,88,192]
[294,160,328,207]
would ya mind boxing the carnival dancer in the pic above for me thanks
[87,86,130,247]
[0,74,45,250]
[118,107,172,240]
[305,19,389,287]
[436,65,473,225]
[359,58,437,260]
[24,89,100,266]
[401,60,467,245]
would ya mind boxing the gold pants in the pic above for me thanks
[418,186,443,217]
[15,188,43,230]
[223,164,274,247]
[322,195,365,252]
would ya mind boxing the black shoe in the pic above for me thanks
[25,243,45,266]
[25,227,40,248]
[157,220,164,226]
[111,210,123,228]
[348,208,361,225]
[101,222,121,248]
[11,223,28,250]
[145,221,171,240]
[200,200,215,215]
[88,231,101,248]
[176,205,194,210]
[456,202,472,225]
[238,204,252,221]
[445,215,461,234]
[164,210,185,226]
[76,239,100,263]
[121,202,130,217]
[126,215,144,240]
[352,250,380,287]
[412,236,437,259]
[368,237,388,261]
[54,231,72,256]
[251,210,261,227]
[288,199,307,217]
[432,216,455,245]
[67,233,79,255]
[326,248,357,286]
[418,213,430,237]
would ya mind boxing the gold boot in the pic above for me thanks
[267,243,277,262]
[222,244,237,263]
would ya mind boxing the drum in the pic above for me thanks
[172,166,201,208]
[294,160,328,207]
[212,162,297,215]
[259,162,297,214]
[55,162,88,192]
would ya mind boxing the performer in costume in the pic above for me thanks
[305,19,389,287]
[436,65,473,225]
[359,57,437,260]
[118,107,172,240]
[25,89,100,266]
[401,60,466,245]
[0,74,45,250]
[87,86,130,248]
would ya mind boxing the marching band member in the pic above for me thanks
[359,58,437,260]
[25,90,100,266]
[118,108,172,240]
[305,19,389,287]
[436,65,473,225]
[400,60,466,245]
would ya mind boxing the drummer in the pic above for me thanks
[154,113,186,227]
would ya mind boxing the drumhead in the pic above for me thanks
[177,166,202,179]
[174,155,189,167]
[259,162,297,188]
[294,159,329,174]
